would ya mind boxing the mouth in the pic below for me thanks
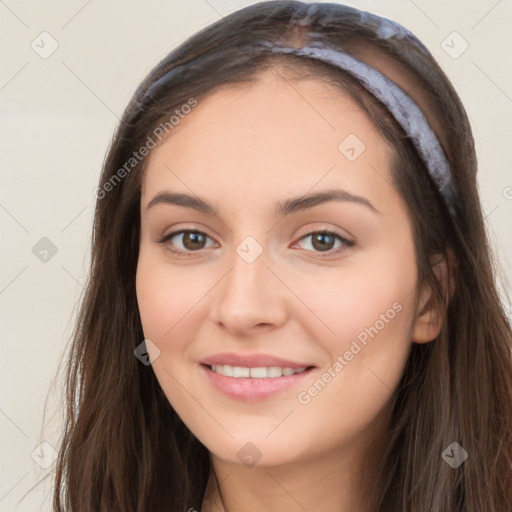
[199,363,316,400]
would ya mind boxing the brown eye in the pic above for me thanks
[310,232,337,252]
[181,232,207,250]
[295,230,354,257]
[160,230,215,253]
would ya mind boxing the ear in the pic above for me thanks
[412,250,456,344]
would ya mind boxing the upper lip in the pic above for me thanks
[201,352,315,369]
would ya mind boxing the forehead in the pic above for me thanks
[141,68,396,205]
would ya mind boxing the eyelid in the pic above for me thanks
[294,224,353,243]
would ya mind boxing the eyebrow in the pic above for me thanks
[146,188,380,216]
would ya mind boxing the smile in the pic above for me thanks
[200,363,315,400]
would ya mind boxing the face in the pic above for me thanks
[136,67,428,470]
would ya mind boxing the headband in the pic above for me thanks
[137,3,459,221]
[253,39,459,220]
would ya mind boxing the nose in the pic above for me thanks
[208,243,288,337]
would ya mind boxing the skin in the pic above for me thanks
[136,66,446,512]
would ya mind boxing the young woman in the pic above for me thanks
[52,1,512,511]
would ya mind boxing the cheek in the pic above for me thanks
[289,247,417,446]
[293,244,418,352]
[135,247,222,396]
[135,251,206,418]
[293,249,416,393]
[136,247,204,344]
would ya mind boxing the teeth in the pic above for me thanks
[210,365,307,378]
[250,367,267,378]
[233,366,250,378]
[267,366,283,377]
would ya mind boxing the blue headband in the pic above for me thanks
[253,39,458,220]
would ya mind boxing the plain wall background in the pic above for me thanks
[1,1,511,510]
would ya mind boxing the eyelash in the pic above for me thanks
[158,228,354,259]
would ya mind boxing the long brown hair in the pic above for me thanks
[50,2,512,510]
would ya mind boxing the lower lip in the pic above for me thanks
[200,364,315,401]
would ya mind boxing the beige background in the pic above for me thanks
[1,0,511,510]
